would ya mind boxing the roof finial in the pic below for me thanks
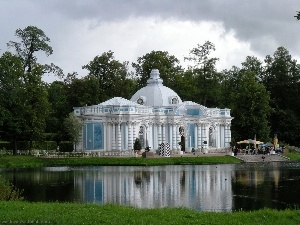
[147,69,163,86]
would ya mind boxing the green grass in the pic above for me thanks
[0,201,300,225]
[284,152,300,161]
[0,155,241,168]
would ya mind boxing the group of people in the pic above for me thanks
[232,145,283,156]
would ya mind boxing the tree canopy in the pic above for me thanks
[1,25,300,148]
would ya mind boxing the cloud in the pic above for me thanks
[0,0,299,83]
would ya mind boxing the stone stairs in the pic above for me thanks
[234,154,290,163]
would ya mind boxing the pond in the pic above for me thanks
[1,162,300,212]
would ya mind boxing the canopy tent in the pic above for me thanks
[237,139,264,145]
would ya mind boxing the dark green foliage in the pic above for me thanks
[0,155,241,168]
[132,50,182,90]
[7,25,53,73]
[134,138,142,151]
[0,142,11,150]
[0,141,57,151]
[229,71,271,141]
[0,176,23,201]
[58,141,73,152]
[83,51,135,102]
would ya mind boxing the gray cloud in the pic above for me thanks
[0,0,299,81]
[29,0,300,57]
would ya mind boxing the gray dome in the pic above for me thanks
[130,69,182,107]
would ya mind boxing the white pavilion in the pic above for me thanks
[73,69,233,153]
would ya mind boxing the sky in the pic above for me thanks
[0,0,299,83]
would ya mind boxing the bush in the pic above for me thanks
[0,141,12,150]
[134,138,142,151]
[59,141,73,152]
[0,175,23,201]
[33,141,57,150]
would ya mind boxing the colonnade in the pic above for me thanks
[100,120,231,151]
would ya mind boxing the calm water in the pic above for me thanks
[1,162,300,212]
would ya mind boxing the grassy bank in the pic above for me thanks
[0,155,241,168]
[1,201,300,225]
[284,152,300,161]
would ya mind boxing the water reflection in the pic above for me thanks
[1,162,300,212]
[72,165,233,212]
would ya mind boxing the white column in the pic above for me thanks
[162,124,166,143]
[103,122,107,151]
[148,122,153,149]
[176,125,181,150]
[215,124,220,148]
[225,124,231,148]
[157,123,162,148]
[197,123,201,150]
[172,124,176,150]
[132,122,136,146]
[194,124,197,150]
[112,122,116,150]
[202,123,208,149]
[117,122,121,151]
[128,122,132,150]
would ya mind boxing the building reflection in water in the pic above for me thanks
[73,165,233,212]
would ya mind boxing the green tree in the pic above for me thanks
[184,41,221,107]
[7,26,52,72]
[7,25,63,78]
[132,50,182,90]
[21,65,50,148]
[4,26,57,152]
[173,70,198,102]
[230,71,271,142]
[263,47,300,145]
[63,113,82,151]
[83,51,134,102]
[0,52,25,154]
[46,81,70,143]
[66,75,101,107]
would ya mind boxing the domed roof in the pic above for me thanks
[130,69,182,107]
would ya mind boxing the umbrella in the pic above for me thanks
[237,140,250,144]
[265,142,273,147]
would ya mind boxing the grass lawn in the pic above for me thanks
[0,155,241,168]
[1,201,300,225]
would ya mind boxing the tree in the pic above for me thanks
[132,50,182,90]
[263,47,300,145]
[46,81,70,143]
[3,26,56,153]
[0,52,25,154]
[21,65,50,148]
[83,51,134,102]
[7,25,63,79]
[63,113,82,151]
[184,41,221,106]
[230,71,271,142]
[7,26,53,73]
[66,75,101,107]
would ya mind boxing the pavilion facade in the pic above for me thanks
[73,69,233,153]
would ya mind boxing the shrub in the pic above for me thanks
[0,176,23,201]
[134,138,142,151]
[59,141,73,152]
[0,141,12,150]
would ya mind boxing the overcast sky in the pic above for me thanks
[0,0,299,83]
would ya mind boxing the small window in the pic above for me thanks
[137,98,144,105]
[171,97,178,104]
